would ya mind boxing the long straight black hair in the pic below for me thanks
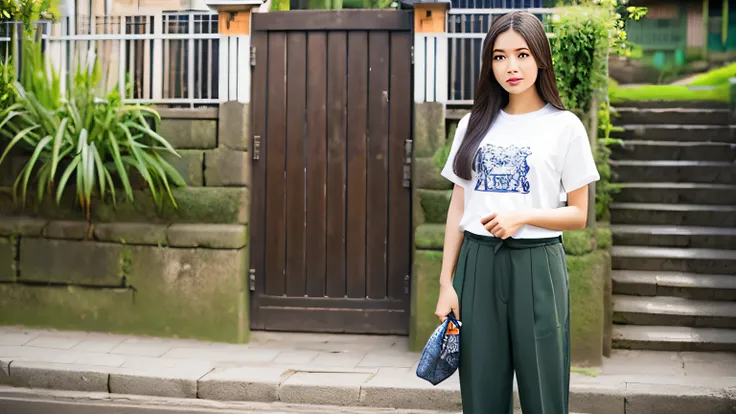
[452,11,566,180]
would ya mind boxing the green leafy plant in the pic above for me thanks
[0,38,185,221]
[1,0,57,28]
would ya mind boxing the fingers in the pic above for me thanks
[480,212,496,225]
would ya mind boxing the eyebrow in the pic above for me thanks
[492,48,530,53]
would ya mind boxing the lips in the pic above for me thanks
[507,77,523,85]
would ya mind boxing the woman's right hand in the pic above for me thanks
[434,283,460,323]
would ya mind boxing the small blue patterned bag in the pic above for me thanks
[416,312,461,385]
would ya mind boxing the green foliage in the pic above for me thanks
[0,57,14,114]
[689,62,736,87]
[549,1,646,221]
[549,7,609,114]
[610,83,730,103]
[1,0,57,28]
[0,38,186,221]
[563,228,595,256]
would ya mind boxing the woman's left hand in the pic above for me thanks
[480,211,527,239]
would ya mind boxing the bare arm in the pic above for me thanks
[439,184,466,287]
[523,185,589,230]
[482,185,590,238]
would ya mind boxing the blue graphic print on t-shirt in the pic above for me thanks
[474,144,532,194]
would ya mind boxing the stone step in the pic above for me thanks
[614,108,730,125]
[613,294,736,329]
[616,183,736,205]
[612,270,736,300]
[611,160,735,184]
[610,202,736,227]
[612,101,729,109]
[611,140,736,162]
[611,224,736,249]
[613,324,736,352]
[612,245,736,275]
[611,124,734,142]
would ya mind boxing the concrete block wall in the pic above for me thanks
[0,103,252,344]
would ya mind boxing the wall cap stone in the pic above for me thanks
[0,216,47,237]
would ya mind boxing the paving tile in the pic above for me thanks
[24,336,81,350]
[74,352,127,367]
[162,347,280,363]
[121,357,181,369]
[0,346,78,364]
[357,351,419,368]
[272,350,319,365]
[309,351,366,368]
[0,332,39,346]
[109,340,172,357]
[71,339,126,353]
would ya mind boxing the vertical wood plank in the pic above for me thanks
[285,32,307,298]
[264,32,287,297]
[345,31,368,299]
[388,31,412,302]
[249,29,268,329]
[366,31,389,300]
[305,32,328,298]
[325,31,348,299]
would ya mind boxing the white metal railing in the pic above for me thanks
[444,8,555,105]
[1,13,250,107]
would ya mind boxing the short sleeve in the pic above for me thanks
[440,113,473,188]
[560,117,600,193]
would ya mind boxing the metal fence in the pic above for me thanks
[1,12,250,107]
[446,7,554,105]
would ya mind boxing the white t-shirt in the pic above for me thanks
[441,103,600,239]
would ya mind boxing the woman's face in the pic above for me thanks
[491,29,539,95]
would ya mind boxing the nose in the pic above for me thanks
[505,57,519,74]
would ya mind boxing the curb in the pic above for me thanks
[1,359,735,413]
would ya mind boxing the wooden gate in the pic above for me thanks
[249,10,414,334]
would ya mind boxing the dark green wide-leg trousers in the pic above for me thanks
[452,231,570,414]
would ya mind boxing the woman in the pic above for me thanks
[434,11,600,414]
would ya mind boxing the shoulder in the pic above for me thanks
[548,109,588,139]
[457,112,472,131]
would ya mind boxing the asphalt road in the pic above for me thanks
[0,387,452,414]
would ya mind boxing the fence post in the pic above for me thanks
[207,0,259,103]
[152,14,163,101]
[408,0,452,353]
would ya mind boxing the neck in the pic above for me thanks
[504,87,546,115]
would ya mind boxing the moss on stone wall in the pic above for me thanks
[567,249,610,367]
[417,189,452,224]
[409,250,443,352]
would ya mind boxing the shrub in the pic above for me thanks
[0,39,185,220]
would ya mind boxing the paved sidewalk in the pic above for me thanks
[1,327,735,414]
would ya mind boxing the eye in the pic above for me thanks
[519,52,530,58]
[493,55,505,60]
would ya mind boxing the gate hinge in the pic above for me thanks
[250,46,256,67]
[249,268,256,291]
[410,45,414,65]
[253,135,261,160]
[404,274,410,294]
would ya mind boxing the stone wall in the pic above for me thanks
[408,105,613,368]
[0,103,251,343]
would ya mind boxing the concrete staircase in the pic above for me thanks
[609,101,736,352]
